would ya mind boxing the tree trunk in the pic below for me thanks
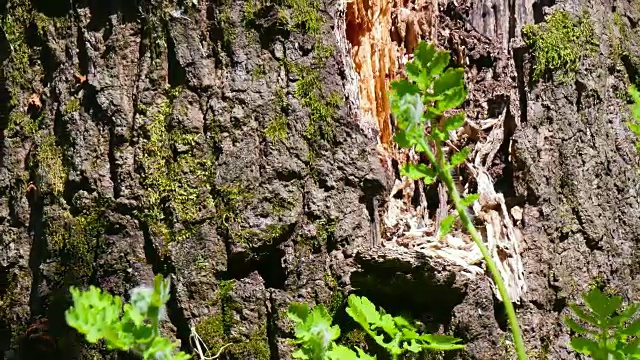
[0,0,638,359]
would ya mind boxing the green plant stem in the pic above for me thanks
[418,138,528,360]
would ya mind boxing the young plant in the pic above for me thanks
[388,40,527,359]
[346,294,464,359]
[563,287,640,359]
[287,301,374,360]
[65,274,191,360]
[287,294,464,360]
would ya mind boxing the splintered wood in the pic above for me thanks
[345,0,437,147]
[343,0,527,302]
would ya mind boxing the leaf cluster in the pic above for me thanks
[563,287,640,359]
[287,301,374,360]
[388,41,476,239]
[346,295,464,357]
[287,294,464,360]
[389,42,467,153]
[65,275,191,360]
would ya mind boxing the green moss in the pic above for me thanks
[213,184,254,229]
[522,10,598,83]
[194,315,228,355]
[281,53,343,152]
[269,195,295,215]
[63,97,81,115]
[285,0,323,35]
[196,280,270,359]
[323,272,344,316]
[138,87,216,243]
[264,86,291,142]
[0,272,19,315]
[264,114,288,141]
[230,327,270,359]
[35,133,67,196]
[2,0,49,106]
[298,217,336,250]
[251,64,268,80]
[46,199,110,285]
[6,110,42,136]
[220,7,236,45]
[242,0,323,35]
[231,223,289,246]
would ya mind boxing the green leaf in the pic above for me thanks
[400,163,436,184]
[450,147,471,167]
[346,295,381,331]
[438,214,456,238]
[433,68,464,96]
[414,42,449,79]
[431,127,449,142]
[583,287,623,320]
[405,62,427,88]
[622,338,640,356]
[460,193,479,207]
[622,317,640,336]
[389,80,420,107]
[436,86,468,114]
[287,302,311,324]
[346,295,397,351]
[65,274,189,359]
[609,303,639,327]
[327,345,376,360]
[326,345,359,360]
[442,113,465,132]
[393,315,414,330]
[287,302,340,359]
[569,336,601,355]
[563,316,590,334]
[393,131,413,149]
[568,303,599,326]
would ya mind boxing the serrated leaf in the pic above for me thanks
[420,333,464,344]
[393,315,414,330]
[568,303,599,326]
[431,127,449,142]
[405,62,429,89]
[622,337,640,355]
[583,287,623,320]
[404,340,423,353]
[420,342,466,351]
[450,147,471,167]
[292,348,310,359]
[438,214,456,239]
[460,193,479,207]
[328,345,377,360]
[442,113,465,132]
[609,303,640,327]
[327,345,361,360]
[622,317,640,336]
[569,336,601,355]
[389,80,420,106]
[400,163,436,184]
[433,68,464,95]
[393,131,413,149]
[287,302,310,324]
[346,295,381,330]
[378,313,400,339]
[563,316,590,334]
[436,86,468,113]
